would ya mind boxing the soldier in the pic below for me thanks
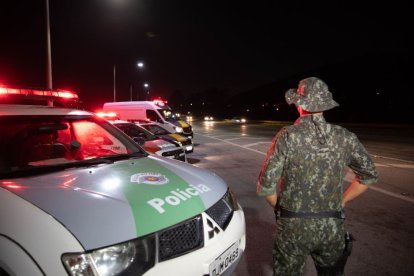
[257,77,379,275]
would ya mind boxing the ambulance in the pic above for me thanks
[0,87,245,276]
[102,99,193,139]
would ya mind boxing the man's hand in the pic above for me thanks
[265,193,277,209]
[342,178,369,207]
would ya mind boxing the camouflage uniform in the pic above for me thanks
[257,77,378,275]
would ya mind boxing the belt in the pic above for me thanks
[275,208,345,219]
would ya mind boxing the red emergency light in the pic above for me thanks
[95,111,118,119]
[0,87,79,100]
[152,97,167,107]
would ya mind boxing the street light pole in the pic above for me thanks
[144,83,149,100]
[45,0,53,90]
[137,61,144,101]
[130,84,133,101]
[113,64,116,101]
[113,61,144,102]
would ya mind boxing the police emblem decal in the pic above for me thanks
[131,173,169,185]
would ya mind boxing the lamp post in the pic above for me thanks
[113,65,116,101]
[136,61,144,100]
[113,61,145,102]
[144,83,150,100]
[45,0,52,90]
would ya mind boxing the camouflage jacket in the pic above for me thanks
[256,114,378,212]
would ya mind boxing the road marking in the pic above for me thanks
[197,133,266,155]
[373,154,414,164]
[225,137,244,141]
[243,142,271,148]
[209,135,239,139]
[375,163,414,169]
[344,170,414,204]
[370,186,414,203]
[197,132,414,204]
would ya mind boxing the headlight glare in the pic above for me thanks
[158,142,174,149]
[91,242,136,275]
[175,126,183,133]
[62,235,156,276]
[226,189,241,211]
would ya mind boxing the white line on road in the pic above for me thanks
[344,170,414,204]
[375,163,414,169]
[198,133,267,155]
[196,132,414,204]
[209,135,239,139]
[373,154,414,164]
[225,137,244,141]
[370,186,414,203]
[243,141,272,148]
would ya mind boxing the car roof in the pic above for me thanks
[108,119,130,124]
[0,104,92,116]
[138,122,168,130]
[139,122,160,127]
[110,120,154,134]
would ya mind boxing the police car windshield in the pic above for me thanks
[140,124,170,135]
[0,115,145,177]
[113,122,157,141]
[160,109,180,123]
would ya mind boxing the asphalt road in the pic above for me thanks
[187,119,414,276]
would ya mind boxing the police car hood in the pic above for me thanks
[172,119,190,128]
[4,156,227,250]
[168,133,190,142]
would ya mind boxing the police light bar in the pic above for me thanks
[95,111,118,119]
[0,87,79,100]
[152,97,167,107]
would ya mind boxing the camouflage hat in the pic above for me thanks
[285,77,339,112]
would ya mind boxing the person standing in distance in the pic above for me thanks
[256,77,379,275]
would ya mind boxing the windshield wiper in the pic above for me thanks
[65,152,146,167]
[101,152,145,161]
[0,152,146,179]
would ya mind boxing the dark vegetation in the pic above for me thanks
[169,53,412,124]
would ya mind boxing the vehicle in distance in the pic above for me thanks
[0,89,246,276]
[102,99,193,139]
[110,120,187,162]
[231,117,247,124]
[204,116,214,121]
[139,122,194,153]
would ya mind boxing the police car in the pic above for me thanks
[96,114,187,162]
[0,87,246,276]
[139,122,194,153]
[112,120,187,162]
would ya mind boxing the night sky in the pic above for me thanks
[0,1,412,120]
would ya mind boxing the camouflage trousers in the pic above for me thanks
[273,217,345,276]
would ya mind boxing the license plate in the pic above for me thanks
[209,241,240,276]
[186,145,193,151]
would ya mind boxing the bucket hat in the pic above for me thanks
[285,77,339,112]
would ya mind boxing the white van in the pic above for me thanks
[103,100,193,139]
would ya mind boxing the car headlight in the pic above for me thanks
[62,235,156,276]
[175,126,183,133]
[174,141,183,147]
[226,189,241,211]
[158,142,174,149]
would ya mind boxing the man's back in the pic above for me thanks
[257,77,379,275]
[279,114,358,212]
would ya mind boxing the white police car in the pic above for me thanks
[109,119,187,162]
[0,88,246,276]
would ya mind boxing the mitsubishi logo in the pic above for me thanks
[206,218,220,239]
